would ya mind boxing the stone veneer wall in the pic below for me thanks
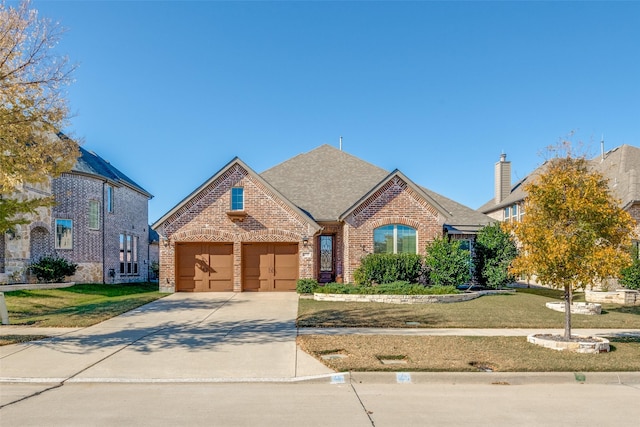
[585,290,640,306]
[158,164,317,292]
[342,177,443,283]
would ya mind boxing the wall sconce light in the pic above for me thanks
[6,229,16,240]
[162,237,169,247]
[302,236,309,247]
[362,245,367,252]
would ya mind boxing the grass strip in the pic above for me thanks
[297,289,640,328]
[298,335,640,372]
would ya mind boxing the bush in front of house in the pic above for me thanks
[296,278,319,294]
[473,223,518,289]
[424,237,471,287]
[29,255,78,283]
[353,253,425,286]
[619,246,640,290]
[313,281,459,295]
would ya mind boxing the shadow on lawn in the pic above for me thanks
[297,306,443,327]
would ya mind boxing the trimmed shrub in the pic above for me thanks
[619,247,640,290]
[29,256,77,283]
[353,253,425,286]
[424,237,471,287]
[313,281,458,295]
[473,223,518,289]
[296,278,319,294]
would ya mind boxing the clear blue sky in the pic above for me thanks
[29,0,640,222]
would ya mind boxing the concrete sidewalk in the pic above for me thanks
[298,327,640,336]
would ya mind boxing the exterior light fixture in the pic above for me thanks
[302,236,309,247]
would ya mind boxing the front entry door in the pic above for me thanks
[318,235,334,283]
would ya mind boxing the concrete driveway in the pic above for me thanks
[0,293,333,384]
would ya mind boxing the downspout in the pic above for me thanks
[102,180,106,284]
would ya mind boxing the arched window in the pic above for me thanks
[373,225,417,254]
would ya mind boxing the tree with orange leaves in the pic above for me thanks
[0,0,78,232]
[508,143,635,340]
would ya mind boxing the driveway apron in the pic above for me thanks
[1,293,323,382]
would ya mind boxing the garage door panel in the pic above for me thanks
[177,243,233,292]
[274,279,297,291]
[242,243,298,292]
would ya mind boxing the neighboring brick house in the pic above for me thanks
[0,145,153,284]
[152,145,493,293]
[479,145,640,240]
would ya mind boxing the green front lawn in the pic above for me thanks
[2,283,165,327]
[297,288,640,328]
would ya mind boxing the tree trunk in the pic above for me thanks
[564,285,572,340]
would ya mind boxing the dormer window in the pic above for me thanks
[231,187,244,211]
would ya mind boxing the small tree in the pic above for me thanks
[474,222,518,289]
[424,237,471,287]
[0,0,79,232]
[509,143,635,340]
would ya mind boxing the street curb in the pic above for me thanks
[3,372,639,386]
[346,371,640,385]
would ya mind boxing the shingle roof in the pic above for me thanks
[591,144,640,209]
[422,186,495,230]
[73,146,152,198]
[261,144,493,230]
[478,144,640,213]
[260,145,389,221]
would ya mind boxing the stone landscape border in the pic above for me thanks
[313,289,514,304]
[545,302,602,315]
[527,334,610,354]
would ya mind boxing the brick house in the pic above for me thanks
[0,145,153,284]
[479,145,640,240]
[152,145,493,293]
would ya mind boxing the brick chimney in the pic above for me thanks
[495,153,511,204]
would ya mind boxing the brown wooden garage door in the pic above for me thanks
[242,243,298,291]
[176,243,233,292]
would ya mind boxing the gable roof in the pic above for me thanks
[261,144,492,230]
[339,169,451,221]
[152,157,321,232]
[260,144,390,221]
[72,146,152,198]
[478,144,640,213]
